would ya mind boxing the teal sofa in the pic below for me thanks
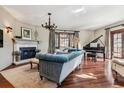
[36,49,84,86]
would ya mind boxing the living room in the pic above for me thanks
[1,4,124,89]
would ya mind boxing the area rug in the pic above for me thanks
[0,64,57,88]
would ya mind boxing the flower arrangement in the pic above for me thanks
[73,36,80,49]
[73,36,80,44]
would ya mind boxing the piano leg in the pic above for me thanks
[84,52,86,61]
[103,53,105,61]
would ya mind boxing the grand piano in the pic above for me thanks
[83,35,105,61]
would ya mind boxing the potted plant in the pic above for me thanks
[12,51,21,61]
[35,49,41,53]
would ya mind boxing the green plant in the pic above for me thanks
[12,51,21,56]
[35,49,41,53]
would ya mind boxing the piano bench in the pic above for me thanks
[87,53,97,62]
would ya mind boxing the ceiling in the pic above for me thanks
[3,5,124,31]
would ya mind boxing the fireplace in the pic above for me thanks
[20,47,36,60]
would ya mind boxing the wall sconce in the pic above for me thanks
[6,26,12,33]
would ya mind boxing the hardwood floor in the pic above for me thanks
[0,59,124,88]
[59,59,124,88]
[60,59,111,88]
[0,74,14,88]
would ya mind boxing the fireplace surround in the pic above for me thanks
[12,38,39,65]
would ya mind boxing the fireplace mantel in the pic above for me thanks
[12,38,40,65]
[12,38,40,44]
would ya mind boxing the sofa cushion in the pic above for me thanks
[36,53,69,63]
[68,48,83,52]
[36,50,83,63]
[68,48,77,52]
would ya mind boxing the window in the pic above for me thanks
[55,32,75,49]
[111,30,124,58]
[55,33,59,48]
[60,33,69,48]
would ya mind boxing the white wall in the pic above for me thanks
[94,29,106,46]
[0,6,16,71]
[34,27,49,54]
[79,30,94,47]
[0,6,49,70]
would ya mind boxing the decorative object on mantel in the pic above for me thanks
[12,51,21,61]
[6,26,12,33]
[34,29,38,40]
[21,27,32,40]
[41,13,57,54]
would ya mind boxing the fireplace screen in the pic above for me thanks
[20,47,36,60]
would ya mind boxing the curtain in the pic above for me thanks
[74,31,80,49]
[105,28,111,59]
[48,29,55,54]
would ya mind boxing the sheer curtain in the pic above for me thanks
[105,28,111,59]
[48,29,55,54]
[74,31,80,49]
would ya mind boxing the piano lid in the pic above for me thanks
[83,35,104,48]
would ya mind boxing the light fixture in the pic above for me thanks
[6,26,12,33]
[41,13,57,30]
[72,6,86,13]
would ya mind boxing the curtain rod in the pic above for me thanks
[105,24,124,30]
[56,29,80,32]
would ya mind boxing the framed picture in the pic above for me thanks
[21,27,32,40]
[0,29,3,48]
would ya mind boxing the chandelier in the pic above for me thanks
[41,13,57,30]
